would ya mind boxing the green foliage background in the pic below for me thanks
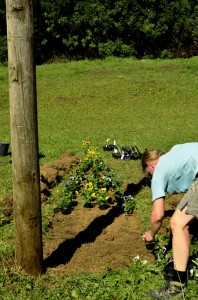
[0,0,198,63]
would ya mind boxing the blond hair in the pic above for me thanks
[141,149,164,171]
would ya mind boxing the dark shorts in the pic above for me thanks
[177,179,198,218]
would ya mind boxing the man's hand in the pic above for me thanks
[143,230,154,242]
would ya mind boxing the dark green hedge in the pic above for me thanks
[0,0,198,63]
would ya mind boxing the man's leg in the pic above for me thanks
[170,206,195,272]
[149,207,195,299]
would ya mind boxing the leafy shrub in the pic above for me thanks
[1,0,198,62]
[0,36,7,64]
[98,40,136,58]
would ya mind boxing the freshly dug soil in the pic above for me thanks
[3,151,189,276]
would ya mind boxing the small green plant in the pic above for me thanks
[95,187,110,207]
[51,180,78,213]
[189,258,198,280]
[81,181,95,207]
[122,195,136,215]
[152,233,172,262]
[41,205,53,235]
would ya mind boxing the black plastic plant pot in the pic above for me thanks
[122,146,131,154]
[112,153,121,159]
[0,142,9,156]
[103,144,115,151]
[145,241,155,251]
[130,153,139,160]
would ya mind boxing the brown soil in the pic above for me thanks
[2,151,184,276]
[43,203,154,275]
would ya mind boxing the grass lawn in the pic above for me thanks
[0,56,198,299]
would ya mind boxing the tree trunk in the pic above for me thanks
[6,0,43,275]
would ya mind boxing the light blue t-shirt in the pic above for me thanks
[151,143,198,201]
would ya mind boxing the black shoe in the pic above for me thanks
[149,281,186,299]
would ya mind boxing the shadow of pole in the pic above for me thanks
[44,205,123,270]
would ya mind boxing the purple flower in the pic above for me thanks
[105,164,111,171]
[65,182,71,188]
[123,156,129,160]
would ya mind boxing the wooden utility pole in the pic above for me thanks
[6,0,43,275]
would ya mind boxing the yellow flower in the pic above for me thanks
[91,192,96,198]
[85,182,93,189]
[82,140,90,146]
[87,147,99,157]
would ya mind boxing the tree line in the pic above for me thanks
[0,0,198,64]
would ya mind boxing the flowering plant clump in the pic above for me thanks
[51,173,81,212]
[122,195,136,215]
[51,141,136,213]
[95,187,110,207]
[81,181,95,207]
[51,183,76,213]
[65,175,81,193]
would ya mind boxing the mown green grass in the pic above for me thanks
[0,56,198,299]
[0,262,198,299]
[1,57,198,165]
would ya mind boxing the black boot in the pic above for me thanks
[149,281,186,299]
[149,269,187,299]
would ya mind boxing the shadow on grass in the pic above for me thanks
[124,176,151,196]
[44,205,123,270]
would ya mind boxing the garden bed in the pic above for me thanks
[2,150,184,276]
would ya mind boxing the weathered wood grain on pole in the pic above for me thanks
[6,0,43,275]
